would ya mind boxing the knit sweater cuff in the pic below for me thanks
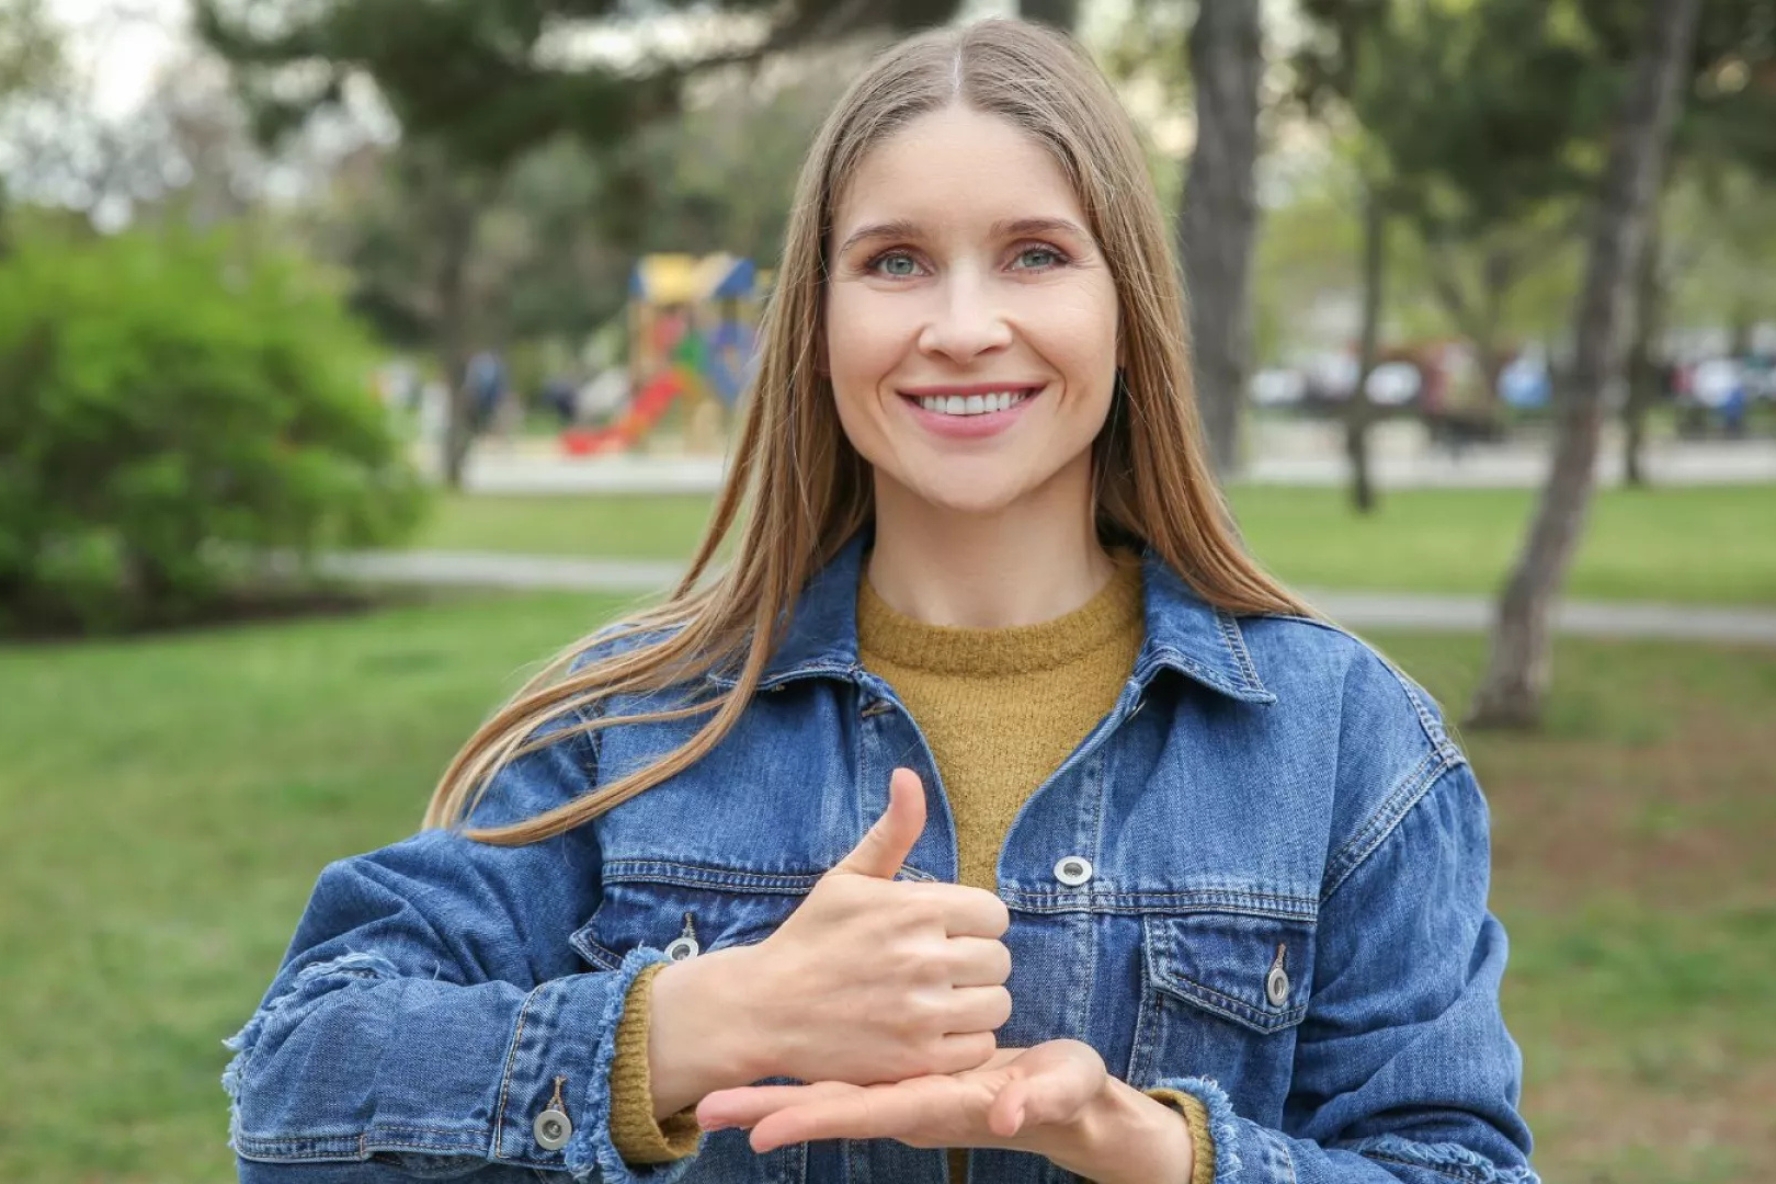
[1145,1088,1217,1184]
[608,963,702,1164]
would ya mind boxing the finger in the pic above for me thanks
[1019,1070,1100,1129]
[943,936,1012,987]
[697,1082,854,1131]
[929,1030,998,1075]
[945,984,1014,1035]
[1015,1046,1108,1128]
[748,1081,950,1152]
[904,882,1010,938]
[988,1078,1030,1138]
[829,767,926,880]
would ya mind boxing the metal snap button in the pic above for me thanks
[534,1108,572,1150]
[1266,964,1290,1007]
[1053,856,1093,887]
[664,936,700,961]
[1265,943,1291,1007]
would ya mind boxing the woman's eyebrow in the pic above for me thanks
[834,215,1091,258]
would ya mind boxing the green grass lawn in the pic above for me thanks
[409,483,1776,606]
[4,595,1773,1181]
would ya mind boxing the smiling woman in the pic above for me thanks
[221,18,1538,1184]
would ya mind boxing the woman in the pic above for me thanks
[224,19,1536,1184]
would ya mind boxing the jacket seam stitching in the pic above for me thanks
[1214,610,1267,692]
[493,982,544,1159]
[1321,747,1461,904]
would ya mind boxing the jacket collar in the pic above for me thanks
[718,531,1274,705]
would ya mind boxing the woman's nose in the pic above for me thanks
[917,273,1013,363]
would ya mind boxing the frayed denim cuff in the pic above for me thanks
[560,946,702,1184]
[1340,1133,1542,1183]
[1148,1079,1541,1184]
[1150,1078,1252,1183]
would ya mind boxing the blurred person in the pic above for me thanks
[467,349,508,435]
[542,372,582,428]
[222,20,1535,1184]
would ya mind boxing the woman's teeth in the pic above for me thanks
[914,390,1032,416]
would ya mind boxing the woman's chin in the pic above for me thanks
[895,479,1034,519]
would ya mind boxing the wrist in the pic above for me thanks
[1031,1077,1194,1184]
[645,945,776,1113]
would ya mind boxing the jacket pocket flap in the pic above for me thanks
[571,876,807,971]
[1142,911,1315,1034]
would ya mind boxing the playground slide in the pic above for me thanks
[561,372,685,456]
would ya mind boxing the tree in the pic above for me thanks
[1608,0,1776,479]
[196,0,966,484]
[1303,0,1608,418]
[1018,0,1080,31]
[1292,0,1424,514]
[1179,0,1265,477]
[1468,0,1704,729]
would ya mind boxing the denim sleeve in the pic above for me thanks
[222,708,695,1184]
[1154,761,1538,1184]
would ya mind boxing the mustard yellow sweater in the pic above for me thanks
[606,557,1214,1184]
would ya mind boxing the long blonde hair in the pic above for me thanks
[426,17,1312,843]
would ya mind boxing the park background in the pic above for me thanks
[2,0,1773,1180]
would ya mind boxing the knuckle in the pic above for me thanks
[987,899,1011,936]
[945,1032,996,1072]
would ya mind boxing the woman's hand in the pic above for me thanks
[649,768,1012,1109]
[696,1040,1107,1152]
[696,1042,1197,1184]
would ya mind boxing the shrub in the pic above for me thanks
[0,224,427,633]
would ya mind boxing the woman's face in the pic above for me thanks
[824,105,1120,518]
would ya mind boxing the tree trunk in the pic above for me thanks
[1346,185,1387,515]
[1017,0,1078,31]
[1467,0,1702,730]
[1178,0,1263,478]
[434,184,481,490]
[1622,211,1666,487]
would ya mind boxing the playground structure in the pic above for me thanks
[563,253,766,457]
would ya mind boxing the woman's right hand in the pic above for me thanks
[648,767,1012,1113]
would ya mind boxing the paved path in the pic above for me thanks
[325,550,1776,647]
[448,434,1776,495]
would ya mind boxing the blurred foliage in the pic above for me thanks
[194,0,964,171]
[1273,0,1774,372]
[0,222,426,634]
[0,0,60,102]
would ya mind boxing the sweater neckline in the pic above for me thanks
[856,552,1144,678]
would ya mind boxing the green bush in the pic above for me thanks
[0,224,427,634]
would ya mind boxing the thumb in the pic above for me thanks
[830,767,926,880]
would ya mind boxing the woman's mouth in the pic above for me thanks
[897,384,1043,439]
[903,387,1040,417]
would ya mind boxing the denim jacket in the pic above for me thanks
[224,534,1537,1184]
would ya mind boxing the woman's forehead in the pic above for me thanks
[831,106,1088,243]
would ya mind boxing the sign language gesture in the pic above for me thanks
[696,1040,1108,1153]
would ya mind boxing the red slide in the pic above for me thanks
[561,372,684,456]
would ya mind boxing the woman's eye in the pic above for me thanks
[872,252,921,277]
[1014,246,1064,270]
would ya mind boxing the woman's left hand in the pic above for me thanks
[696,1040,1107,1154]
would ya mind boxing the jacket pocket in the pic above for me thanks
[570,862,816,972]
[1127,910,1316,1089]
